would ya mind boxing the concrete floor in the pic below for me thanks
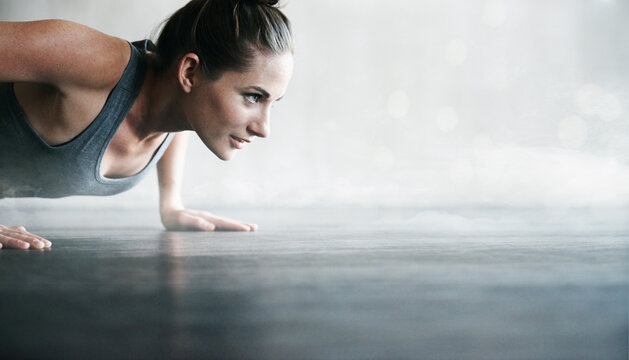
[0,207,627,359]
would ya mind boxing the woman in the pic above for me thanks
[0,0,294,250]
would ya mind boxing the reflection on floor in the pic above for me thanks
[0,207,627,359]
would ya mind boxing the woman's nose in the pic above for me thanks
[248,109,271,138]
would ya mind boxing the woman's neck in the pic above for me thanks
[127,65,191,142]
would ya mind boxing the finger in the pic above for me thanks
[248,223,258,232]
[199,214,252,231]
[13,232,46,249]
[25,231,52,248]
[0,229,48,249]
[177,213,216,231]
[0,233,31,249]
[15,229,49,248]
[208,217,250,231]
[5,226,50,245]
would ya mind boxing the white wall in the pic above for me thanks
[1,0,628,210]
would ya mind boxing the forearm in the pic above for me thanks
[157,131,190,215]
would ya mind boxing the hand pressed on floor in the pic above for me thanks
[160,208,258,232]
[0,225,52,250]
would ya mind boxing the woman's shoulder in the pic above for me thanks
[0,19,131,93]
[3,20,134,145]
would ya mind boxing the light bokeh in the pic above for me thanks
[1,0,627,210]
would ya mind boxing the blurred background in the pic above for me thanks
[1,0,628,212]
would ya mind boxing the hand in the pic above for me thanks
[0,225,52,250]
[160,208,258,232]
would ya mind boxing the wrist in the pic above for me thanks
[159,197,184,216]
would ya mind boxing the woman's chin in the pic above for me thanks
[203,141,236,161]
[213,148,236,161]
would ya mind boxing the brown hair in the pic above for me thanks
[154,0,293,80]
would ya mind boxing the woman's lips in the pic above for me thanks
[230,135,247,149]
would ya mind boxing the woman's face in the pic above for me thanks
[183,51,294,161]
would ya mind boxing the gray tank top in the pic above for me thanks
[0,40,174,198]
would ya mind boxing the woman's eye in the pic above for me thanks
[244,94,261,104]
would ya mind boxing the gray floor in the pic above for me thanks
[0,207,627,359]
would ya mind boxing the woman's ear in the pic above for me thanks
[177,53,201,93]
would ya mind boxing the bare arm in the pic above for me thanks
[0,20,129,92]
[0,20,128,250]
[157,132,189,215]
[157,132,256,232]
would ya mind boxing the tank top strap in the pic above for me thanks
[93,41,146,132]
[69,41,147,152]
[131,39,156,53]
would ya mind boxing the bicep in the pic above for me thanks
[0,20,129,90]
